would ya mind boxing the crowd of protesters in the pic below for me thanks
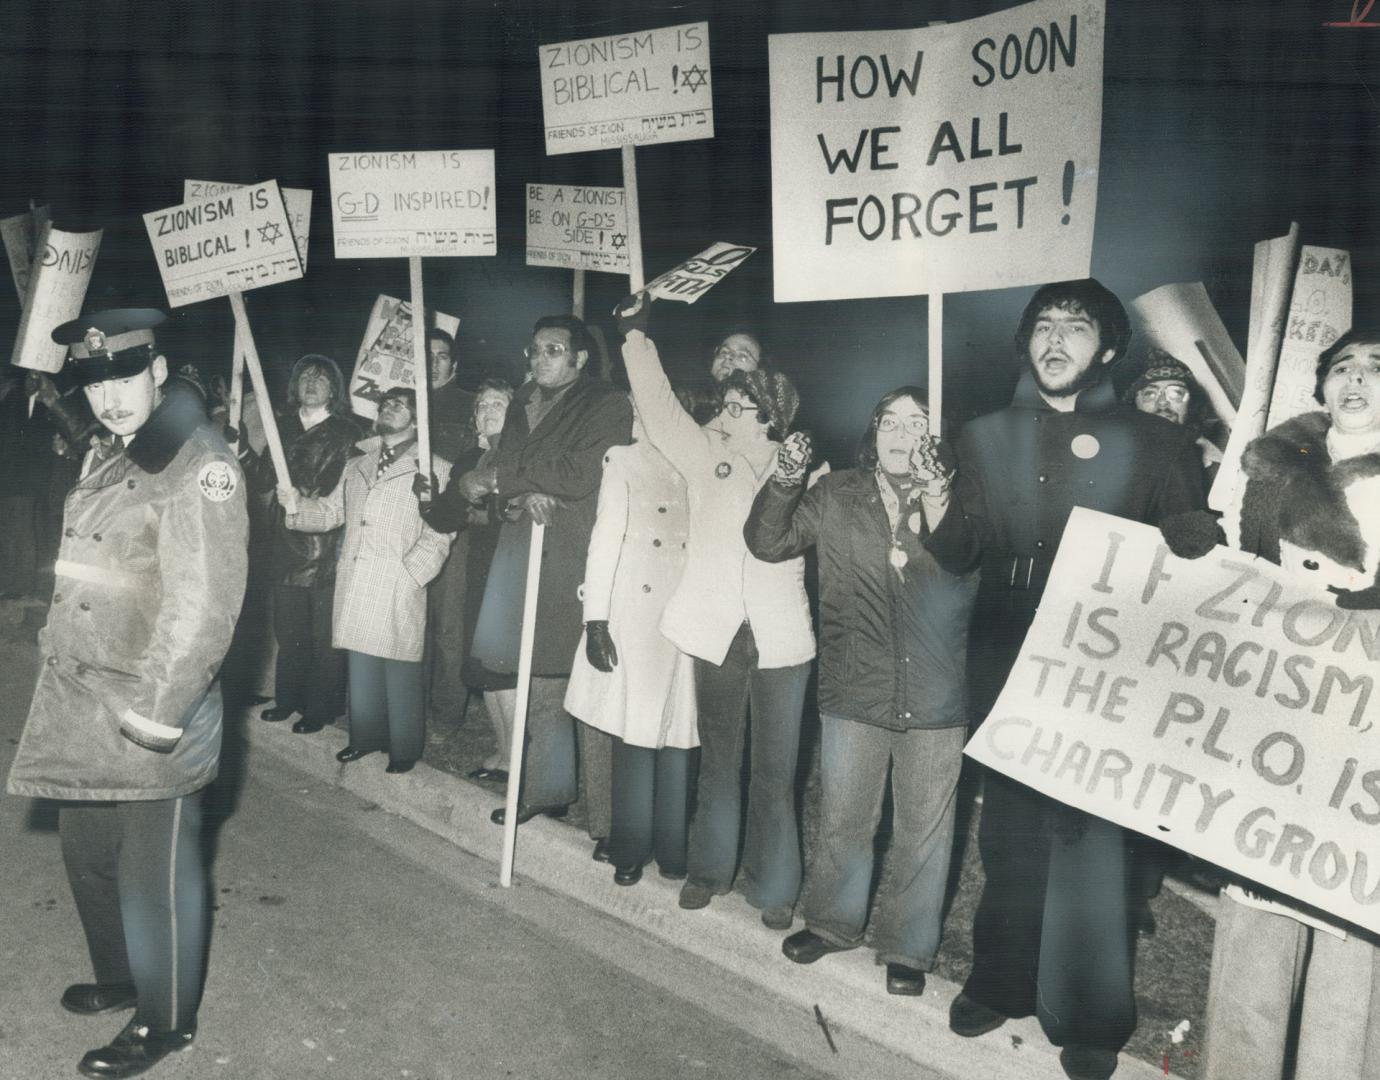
[5,276,1379,1080]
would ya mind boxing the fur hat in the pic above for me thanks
[729,368,800,438]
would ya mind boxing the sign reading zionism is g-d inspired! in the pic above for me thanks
[526,184,630,274]
[965,508,1380,935]
[142,181,303,307]
[768,0,1103,302]
[539,22,713,155]
[328,150,496,258]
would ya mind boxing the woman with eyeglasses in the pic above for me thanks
[621,328,814,929]
[745,386,978,997]
[418,378,518,782]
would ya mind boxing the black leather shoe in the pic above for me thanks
[613,864,642,886]
[1059,1045,1119,1080]
[781,929,849,964]
[885,963,927,996]
[385,759,415,774]
[291,719,325,734]
[260,705,296,723]
[490,805,568,826]
[591,839,611,863]
[77,1018,196,1079]
[61,983,137,1015]
[335,745,376,764]
[948,992,1007,1037]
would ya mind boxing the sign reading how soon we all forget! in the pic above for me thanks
[966,508,1380,935]
[769,0,1103,302]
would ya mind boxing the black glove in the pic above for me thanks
[1333,583,1380,610]
[585,620,618,672]
[1159,510,1223,560]
[614,292,651,337]
[412,471,438,500]
[222,421,248,455]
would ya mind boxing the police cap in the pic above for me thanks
[52,308,167,387]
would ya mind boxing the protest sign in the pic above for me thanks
[768,0,1104,302]
[10,224,102,373]
[538,22,713,156]
[143,180,303,307]
[965,507,1380,934]
[1130,282,1244,425]
[327,150,496,258]
[184,180,313,271]
[644,242,755,304]
[348,294,460,419]
[1212,224,1299,513]
[526,183,630,274]
[1266,245,1352,430]
[1,204,50,302]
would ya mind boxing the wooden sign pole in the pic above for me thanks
[227,291,290,487]
[928,292,943,437]
[409,255,432,495]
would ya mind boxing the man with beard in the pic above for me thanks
[923,279,1206,1080]
[280,386,453,773]
[242,354,360,733]
[7,309,247,1078]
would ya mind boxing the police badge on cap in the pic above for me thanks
[52,308,167,387]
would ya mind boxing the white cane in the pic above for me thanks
[499,521,545,887]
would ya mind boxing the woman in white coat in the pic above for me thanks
[565,403,697,885]
[621,328,815,928]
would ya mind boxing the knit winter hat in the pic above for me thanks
[737,368,800,436]
[1126,354,1194,402]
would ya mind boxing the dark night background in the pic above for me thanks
[2,0,1377,463]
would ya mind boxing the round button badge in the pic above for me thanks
[1070,433,1101,460]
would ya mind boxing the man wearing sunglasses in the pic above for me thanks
[455,315,632,829]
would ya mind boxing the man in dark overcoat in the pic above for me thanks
[460,314,631,823]
[6,309,248,1079]
[924,280,1205,1080]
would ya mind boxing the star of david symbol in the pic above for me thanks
[257,221,284,244]
[610,233,627,250]
[680,64,708,93]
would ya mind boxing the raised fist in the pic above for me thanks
[775,430,814,486]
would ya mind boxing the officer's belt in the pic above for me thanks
[55,559,149,592]
[981,553,1050,593]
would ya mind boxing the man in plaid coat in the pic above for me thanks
[281,386,453,773]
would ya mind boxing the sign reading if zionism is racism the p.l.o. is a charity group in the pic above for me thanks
[965,508,1380,935]
[328,150,496,259]
[142,180,302,307]
[768,0,1104,302]
[539,22,713,155]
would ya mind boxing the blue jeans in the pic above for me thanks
[609,740,692,876]
[687,623,809,911]
[347,651,425,763]
[802,716,965,969]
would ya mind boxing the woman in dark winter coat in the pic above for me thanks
[420,378,517,779]
[242,354,362,733]
[745,386,978,997]
[1203,330,1380,1080]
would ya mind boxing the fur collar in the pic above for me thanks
[126,383,209,475]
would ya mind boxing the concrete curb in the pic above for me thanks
[240,714,1181,1080]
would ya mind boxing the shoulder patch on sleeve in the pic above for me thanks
[197,459,239,502]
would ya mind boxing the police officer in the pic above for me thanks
[6,309,248,1078]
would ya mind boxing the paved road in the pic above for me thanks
[0,625,937,1080]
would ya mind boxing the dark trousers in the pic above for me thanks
[272,582,346,721]
[59,792,206,1032]
[0,493,38,597]
[347,651,425,764]
[609,739,691,876]
[516,676,577,812]
[965,769,1136,1051]
[686,624,809,911]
